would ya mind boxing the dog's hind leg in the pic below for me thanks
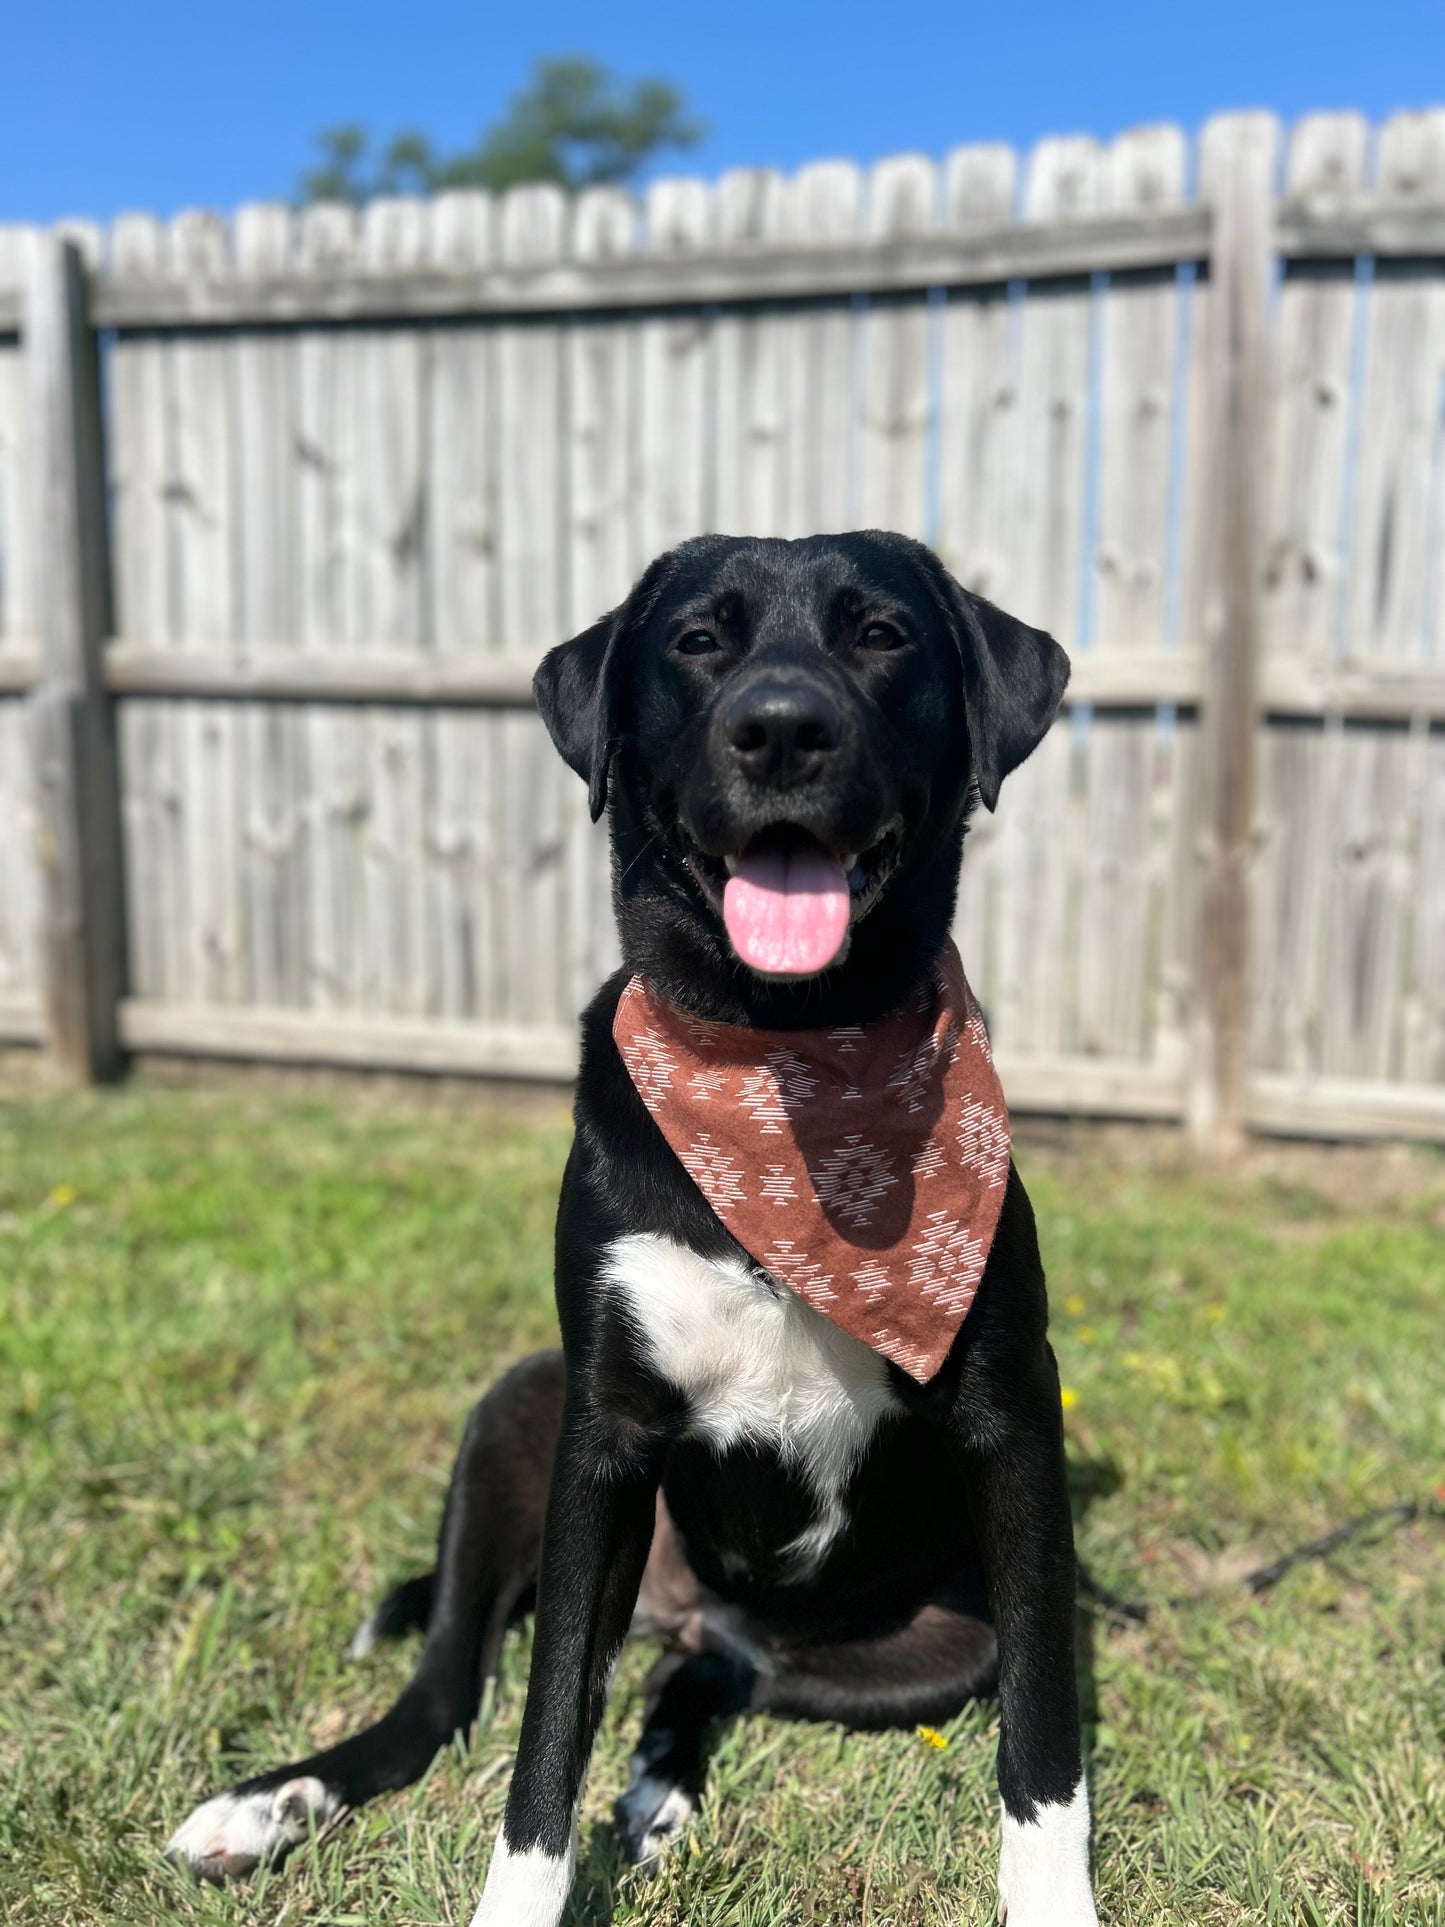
[165,1349,565,1884]
[347,1568,435,1660]
[616,1593,997,1866]
[615,1649,756,1864]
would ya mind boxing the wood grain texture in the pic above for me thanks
[936,146,1017,600]
[1186,113,1279,1151]
[1260,115,1369,666]
[1344,113,1445,666]
[26,235,126,1080]
[0,229,40,1015]
[782,162,862,534]
[0,227,37,648]
[0,697,40,1004]
[118,996,579,1080]
[295,200,368,1018]
[232,205,306,1011]
[637,178,713,559]
[563,185,636,1012]
[713,170,790,537]
[930,143,1017,1015]
[63,204,1214,334]
[985,138,1102,1066]
[859,155,935,539]
[166,212,243,1008]
[1404,730,1445,1083]
[425,191,501,1024]
[1006,136,1101,642]
[1079,128,1187,1065]
[356,200,430,1019]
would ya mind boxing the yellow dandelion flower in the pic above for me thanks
[1060,1386,1080,1412]
[1064,1294,1086,1318]
[49,1184,76,1208]
[1077,1326,1097,1344]
[916,1725,949,1750]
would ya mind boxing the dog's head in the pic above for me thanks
[535,533,1068,1024]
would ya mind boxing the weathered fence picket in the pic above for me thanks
[1,109,1444,1145]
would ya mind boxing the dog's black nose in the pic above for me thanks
[723,677,842,789]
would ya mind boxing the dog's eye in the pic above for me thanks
[859,621,904,651]
[674,630,720,657]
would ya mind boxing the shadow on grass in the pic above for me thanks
[1068,1447,1128,1766]
[567,1821,629,1927]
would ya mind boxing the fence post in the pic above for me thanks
[26,234,126,1082]
[1187,116,1277,1155]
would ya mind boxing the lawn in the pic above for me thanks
[1,1068,1442,1927]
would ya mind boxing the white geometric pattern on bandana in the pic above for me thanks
[957,1090,1009,1185]
[908,1208,987,1314]
[809,1133,899,1231]
[764,1238,837,1307]
[962,1011,1002,1074]
[679,1133,747,1213]
[885,1018,960,1116]
[626,1024,679,1113]
[871,1326,933,1379]
[687,1066,729,1103]
[910,1137,948,1182]
[737,1049,821,1135]
[761,1164,798,1206]
[850,1257,892,1304]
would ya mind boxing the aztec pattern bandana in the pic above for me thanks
[612,941,1010,1382]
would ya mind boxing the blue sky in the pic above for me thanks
[1,0,1440,223]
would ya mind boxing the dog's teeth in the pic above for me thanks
[724,854,739,875]
[840,854,857,871]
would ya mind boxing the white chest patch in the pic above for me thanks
[603,1232,903,1574]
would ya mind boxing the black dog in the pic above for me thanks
[166,532,1095,1926]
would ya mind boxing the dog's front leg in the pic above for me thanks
[958,1341,1098,1927]
[469,1407,658,1927]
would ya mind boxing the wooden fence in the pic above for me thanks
[1,108,1444,1143]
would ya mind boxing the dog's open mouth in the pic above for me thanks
[684,824,902,978]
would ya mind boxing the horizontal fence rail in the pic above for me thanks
[2,201,1444,337]
[2,106,1445,1146]
[5,644,1445,720]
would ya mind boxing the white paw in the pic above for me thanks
[626,1778,697,1865]
[469,1827,576,1927]
[997,1779,1098,1926]
[347,1609,382,1661]
[164,1776,342,1882]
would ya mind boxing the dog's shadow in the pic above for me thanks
[565,1826,629,1927]
[1068,1448,1125,1752]
[559,1446,1125,1924]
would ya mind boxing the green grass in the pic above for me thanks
[1,1076,1442,1926]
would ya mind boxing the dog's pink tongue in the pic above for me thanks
[723,844,851,976]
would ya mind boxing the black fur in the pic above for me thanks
[166,533,1082,1906]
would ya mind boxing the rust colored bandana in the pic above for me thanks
[612,941,1010,1382]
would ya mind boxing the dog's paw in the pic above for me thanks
[997,1781,1098,1927]
[614,1766,697,1868]
[164,1776,342,1883]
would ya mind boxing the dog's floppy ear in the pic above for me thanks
[533,609,626,822]
[534,548,687,819]
[931,565,1071,811]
